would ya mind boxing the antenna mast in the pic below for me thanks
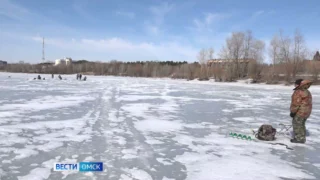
[42,37,45,62]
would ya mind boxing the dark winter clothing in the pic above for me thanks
[290,79,312,143]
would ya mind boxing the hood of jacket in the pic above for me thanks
[293,79,312,90]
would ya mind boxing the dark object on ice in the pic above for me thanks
[52,74,54,78]
[8,76,11,78]
[268,143,293,150]
[76,74,79,80]
[290,138,305,144]
[255,124,276,141]
[34,78,36,80]
[58,75,62,80]
[37,75,41,80]
[43,78,45,80]
[83,76,87,81]
[80,74,82,80]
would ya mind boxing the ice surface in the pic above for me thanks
[17,159,55,180]
[1,72,320,180]
[145,138,164,145]
[14,148,39,160]
[83,156,95,161]
[174,132,315,180]
[123,168,153,180]
[162,178,175,180]
[134,119,183,133]
[156,158,173,165]
[121,149,138,159]
[120,174,132,180]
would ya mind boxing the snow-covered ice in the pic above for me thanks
[0,72,320,180]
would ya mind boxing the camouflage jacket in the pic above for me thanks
[290,80,313,119]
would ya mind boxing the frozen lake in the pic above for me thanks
[0,72,320,180]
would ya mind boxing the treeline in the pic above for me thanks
[196,29,320,83]
[3,59,319,83]
[2,29,320,83]
[3,61,200,79]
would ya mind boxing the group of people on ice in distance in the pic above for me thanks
[76,73,87,81]
[33,74,87,81]
[34,74,62,80]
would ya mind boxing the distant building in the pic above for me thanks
[0,60,7,67]
[55,59,65,66]
[65,57,72,66]
[55,57,72,66]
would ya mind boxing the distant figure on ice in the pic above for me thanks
[52,74,54,79]
[58,75,62,80]
[37,75,41,80]
[83,76,87,81]
[290,79,313,144]
[80,74,82,80]
[76,74,79,80]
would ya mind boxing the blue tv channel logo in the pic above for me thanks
[54,162,103,172]
[79,162,103,172]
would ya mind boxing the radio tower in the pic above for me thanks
[42,37,45,62]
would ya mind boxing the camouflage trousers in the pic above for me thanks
[292,116,307,142]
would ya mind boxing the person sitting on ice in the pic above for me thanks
[83,76,87,81]
[37,75,41,80]
[290,79,313,143]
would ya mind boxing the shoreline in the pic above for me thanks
[1,72,319,90]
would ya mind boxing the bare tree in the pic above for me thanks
[220,31,266,80]
[244,30,253,59]
[248,40,265,82]
[220,32,246,79]
[197,48,209,80]
[278,30,292,82]
[208,47,214,60]
[251,40,265,63]
[269,34,280,77]
[197,48,208,65]
[292,29,307,79]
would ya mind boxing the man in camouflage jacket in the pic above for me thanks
[290,79,313,143]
